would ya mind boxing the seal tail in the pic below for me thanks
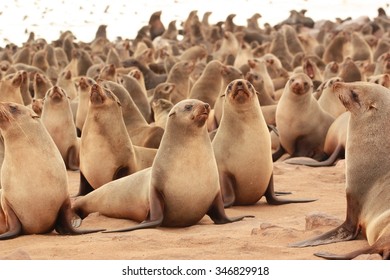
[283,145,344,167]
[55,198,105,235]
[265,174,317,205]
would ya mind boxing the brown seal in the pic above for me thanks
[273,73,335,161]
[290,82,390,260]
[75,76,96,136]
[0,102,102,239]
[78,83,156,196]
[212,79,315,206]
[284,111,348,167]
[100,80,164,149]
[0,72,24,104]
[41,86,80,170]
[317,76,346,118]
[96,99,253,233]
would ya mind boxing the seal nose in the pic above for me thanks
[237,80,243,86]
[204,103,210,110]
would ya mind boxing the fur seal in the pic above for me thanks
[212,79,315,207]
[284,111,348,167]
[290,82,390,260]
[317,77,346,118]
[273,73,335,161]
[41,86,80,170]
[75,76,96,136]
[0,72,24,104]
[100,99,252,233]
[100,80,164,149]
[78,83,157,195]
[0,102,102,239]
[151,98,174,129]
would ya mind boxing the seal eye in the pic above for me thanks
[9,105,18,112]
[184,104,193,111]
[351,90,359,102]
[227,83,233,92]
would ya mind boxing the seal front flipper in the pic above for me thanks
[219,172,236,208]
[272,145,286,162]
[103,187,164,233]
[289,221,359,248]
[0,199,22,240]
[65,145,79,171]
[207,193,254,224]
[284,145,344,167]
[265,174,316,205]
[55,198,105,235]
[75,172,95,197]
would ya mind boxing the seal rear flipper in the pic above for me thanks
[219,172,236,208]
[55,198,105,235]
[103,187,164,233]
[0,200,22,240]
[75,172,95,197]
[265,174,317,205]
[207,192,254,224]
[284,145,344,167]
[272,145,285,162]
[289,221,359,248]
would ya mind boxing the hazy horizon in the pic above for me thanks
[0,0,389,46]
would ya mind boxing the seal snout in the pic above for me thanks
[89,84,105,104]
[48,86,66,101]
[290,77,310,95]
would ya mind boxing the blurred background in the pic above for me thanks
[0,0,389,45]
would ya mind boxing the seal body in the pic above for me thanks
[103,99,251,233]
[0,102,101,239]
[291,82,390,260]
[274,73,335,161]
[41,86,80,170]
[212,79,315,207]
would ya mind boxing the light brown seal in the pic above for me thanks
[212,79,315,207]
[41,86,80,171]
[290,82,390,260]
[0,102,102,239]
[284,111,348,167]
[273,73,335,161]
[78,83,156,196]
[99,99,253,232]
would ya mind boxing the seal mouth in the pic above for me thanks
[48,86,65,101]
[90,84,106,105]
[304,60,315,79]
[194,103,210,126]
[231,81,251,103]
[290,79,310,96]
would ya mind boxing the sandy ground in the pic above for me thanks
[0,158,374,260]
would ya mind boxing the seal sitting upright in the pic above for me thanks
[290,82,390,260]
[102,99,253,233]
[0,102,102,239]
[212,79,315,207]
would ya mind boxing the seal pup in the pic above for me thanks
[290,82,390,260]
[78,83,156,195]
[102,99,252,233]
[0,102,103,239]
[212,79,315,207]
[273,73,335,162]
[41,86,80,170]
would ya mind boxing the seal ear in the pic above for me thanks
[168,111,176,118]
[31,111,40,119]
[369,102,377,110]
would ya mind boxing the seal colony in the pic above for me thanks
[0,5,390,260]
